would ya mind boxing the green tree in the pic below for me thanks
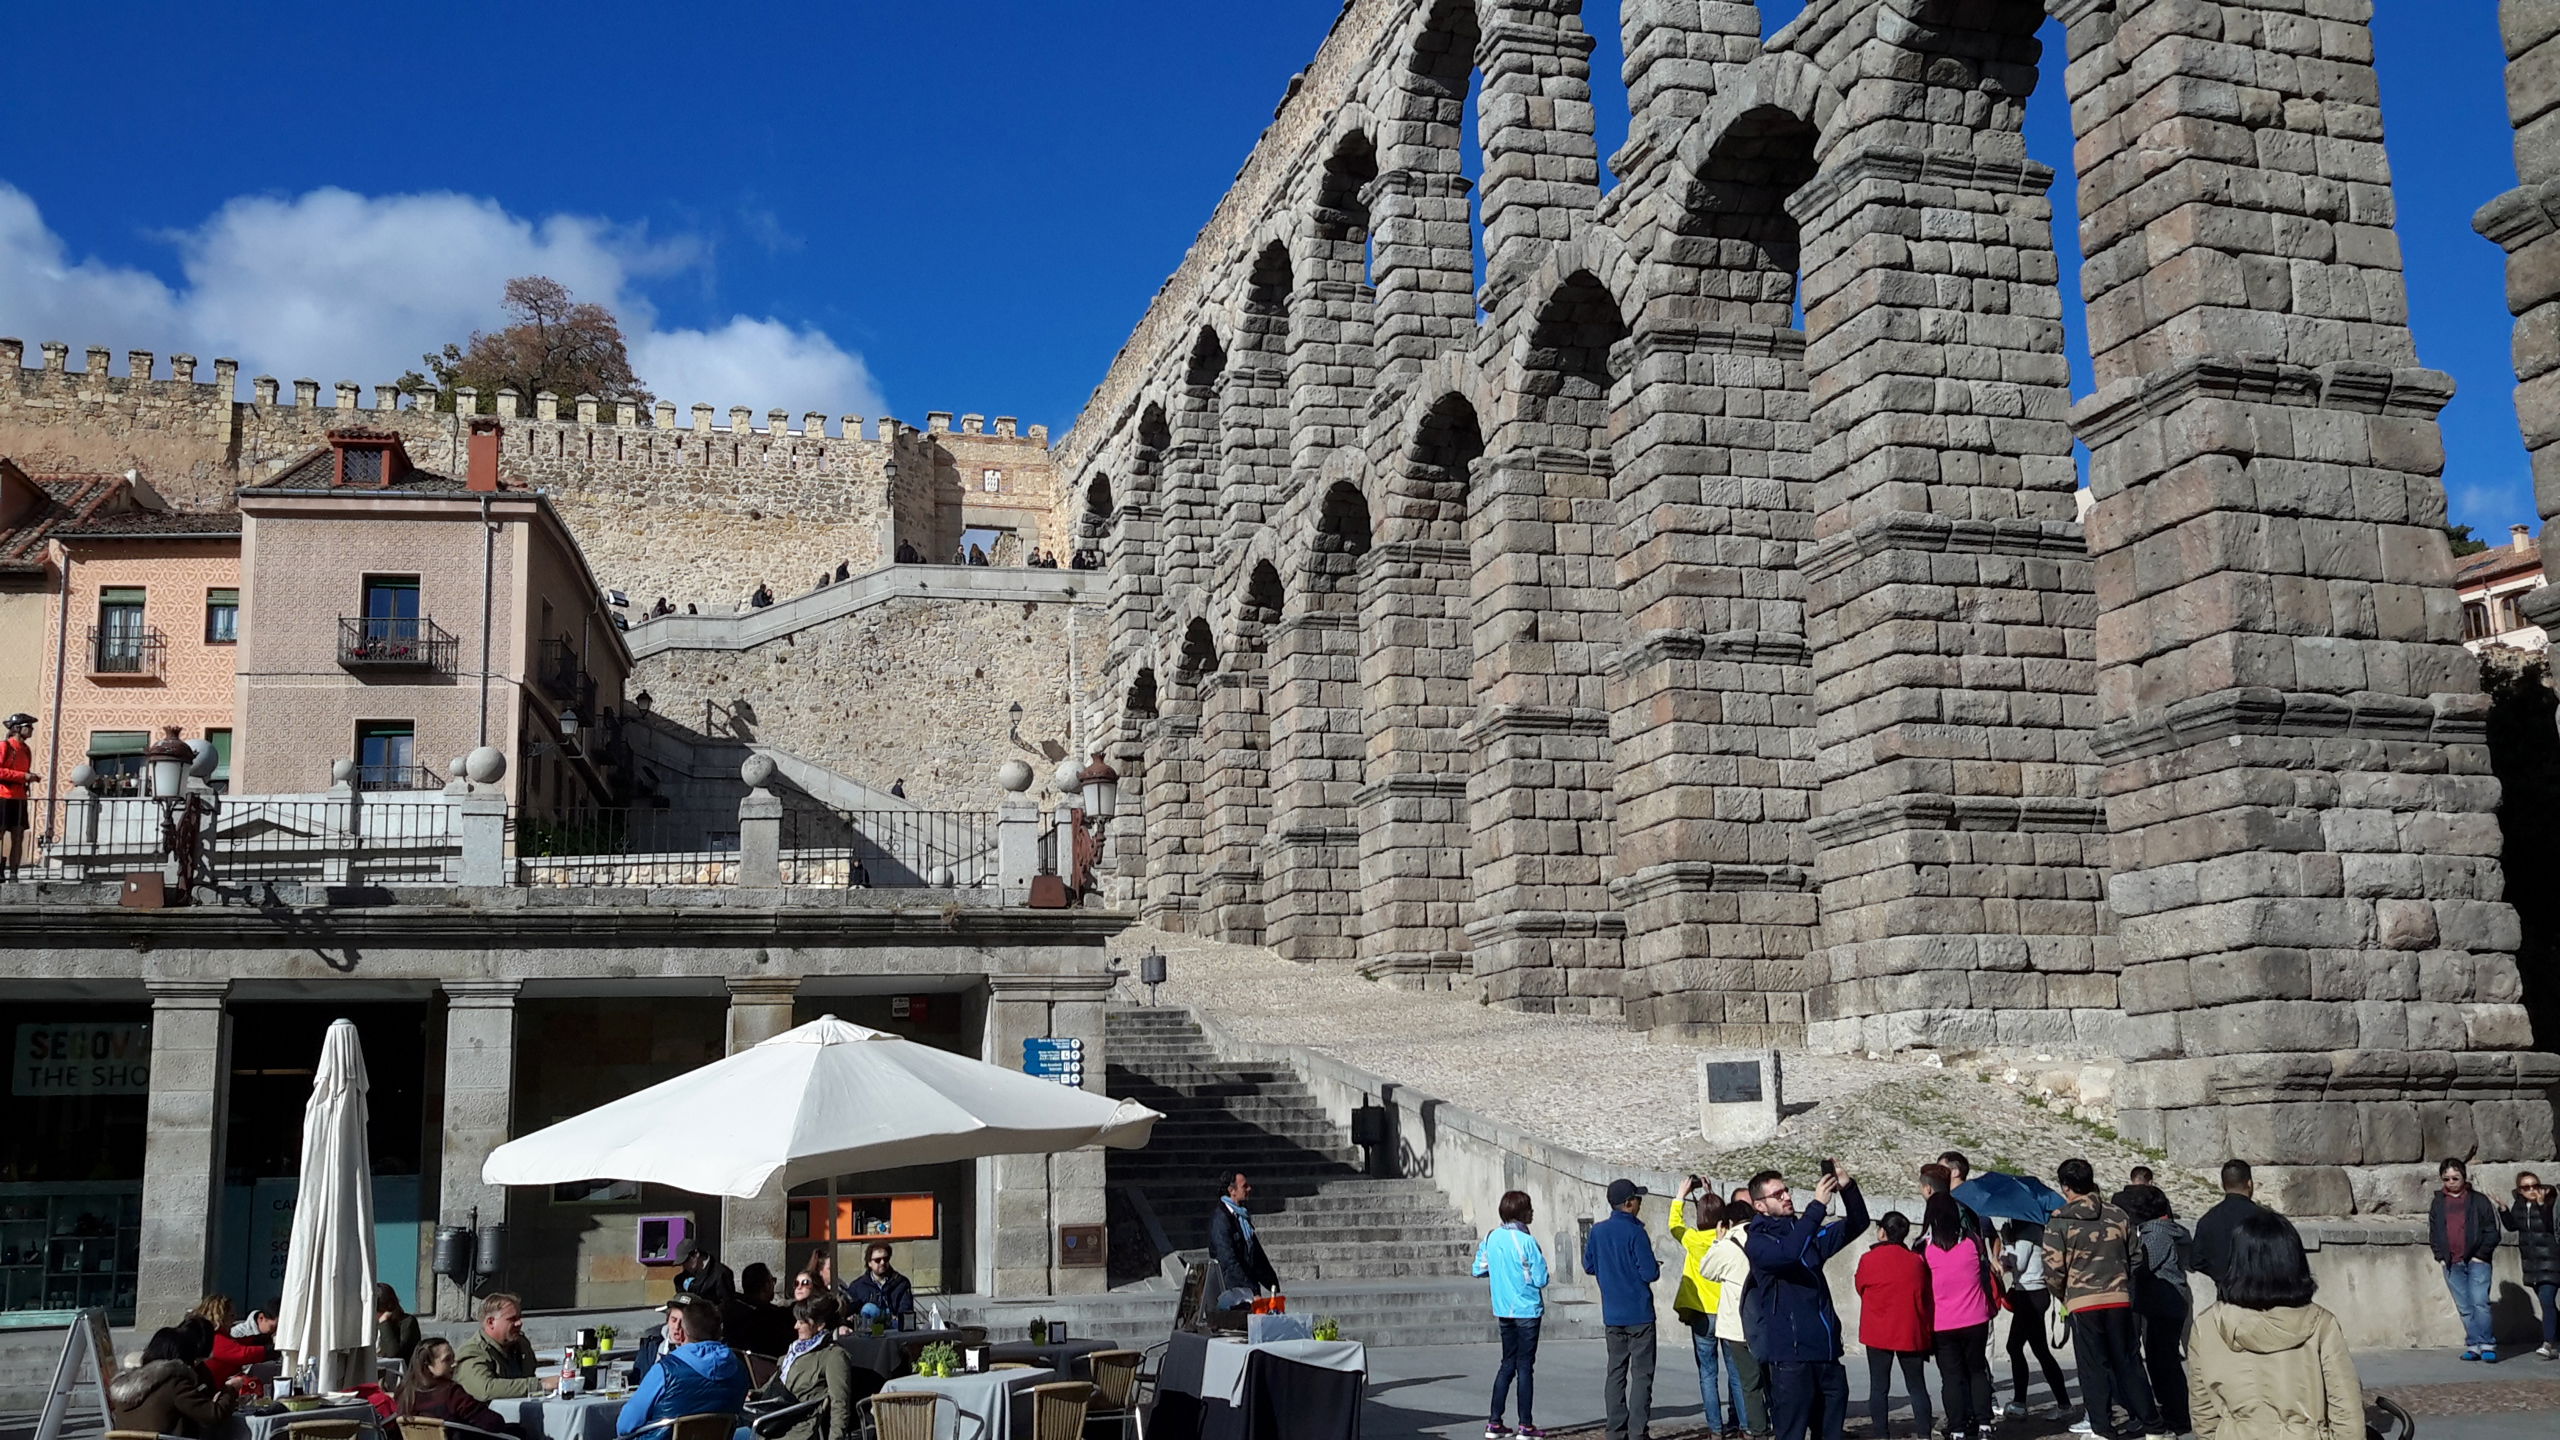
[2445,523,2491,557]
[400,277,651,413]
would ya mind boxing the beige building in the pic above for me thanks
[233,424,631,809]
[2457,524,2548,654]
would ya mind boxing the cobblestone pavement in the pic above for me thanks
[1112,927,2217,1209]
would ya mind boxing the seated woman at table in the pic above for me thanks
[209,1306,280,1387]
[842,1243,915,1327]
[619,1296,751,1436]
[111,1326,239,1438]
[397,1337,515,1435]
[761,1296,856,1440]
[376,1282,423,1364]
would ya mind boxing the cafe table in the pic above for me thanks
[492,1390,635,1440]
[978,1338,1117,1379]
[879,1367,1049,1440]
[836,1326,966,1383]
[223,1400,380,1440]
[1148,1332,1367,1440]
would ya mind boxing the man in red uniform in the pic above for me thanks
[0,713,38,882]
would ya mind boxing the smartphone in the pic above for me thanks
[1819,1158,1836,1178]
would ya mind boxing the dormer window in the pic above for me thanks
[325,429,411,488]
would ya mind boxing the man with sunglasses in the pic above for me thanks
[1742,1164,1867,1440]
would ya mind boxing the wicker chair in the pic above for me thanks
[1028,1382,1093,1440]
[857,1391,941,1440]
[285,1421,365,1440]
[616,1412,748,1440]
[1082,1350,1145,1440]
[394,1420,517,1440]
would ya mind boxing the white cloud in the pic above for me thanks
[0,182,885,418]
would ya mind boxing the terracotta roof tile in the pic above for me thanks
[248,444,475,493]
[56,509,243,539]
[0,471,130,573]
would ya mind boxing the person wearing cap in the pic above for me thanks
[1583,1179,1661,1440]
[0,714,38,882]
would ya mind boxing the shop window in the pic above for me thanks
[355,720,418,791]
[204,587,239,644]
[85,732,147,796]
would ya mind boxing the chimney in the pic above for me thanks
[468,418,503,492]
[2513,524,2533,553]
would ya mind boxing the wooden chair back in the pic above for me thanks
[664,1414,743,1440]
[742,1352,780,1389]
[105,1430,169,1440]
[286,1421,364,1440]
[1085,1350,1144,1411]
[860,1391,941,1440]
[1028,1381,1093,1440]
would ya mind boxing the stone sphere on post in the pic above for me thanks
[331,758,357,785]
[1051,759,1084,799]
[69,764,96,789]
[188,742,220,780]
[995,759,1034,794]
[741,753,777,791]
[464,746,508,786]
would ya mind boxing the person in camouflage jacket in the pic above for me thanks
[2042,1160,2166,1440]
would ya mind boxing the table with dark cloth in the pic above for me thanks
[977,1338,1118,1379]
[1147,1332,1366,1440]
[835,1327,967,1383]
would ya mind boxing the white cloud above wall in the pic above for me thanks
[0,182,887,419]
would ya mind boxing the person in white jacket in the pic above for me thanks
[1699,1200,1769,1438]
[1473,1190,1551,1439]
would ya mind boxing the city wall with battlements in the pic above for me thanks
[0,337,1057,612]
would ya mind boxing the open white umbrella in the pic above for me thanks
[275,1018,376,1392]
[481,1015,1160,1197]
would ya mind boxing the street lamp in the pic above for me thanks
[559,707,581,740]
[1076,753,1120,827]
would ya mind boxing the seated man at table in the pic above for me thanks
[619,1295,751,1435]
[396,1336,514,1434]
[725,1262,796,1359]
[456,1293,545,1400]
[843,1243,916,1327]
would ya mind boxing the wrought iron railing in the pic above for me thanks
[87,625,164,678]
[354,763,443,792]
[780,808,996,887]
[33,794,465,884]
[511,802,740,887]
[338,615,459,673]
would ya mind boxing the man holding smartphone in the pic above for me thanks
[1742,1161,1868,1440]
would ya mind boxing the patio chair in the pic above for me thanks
[286,1421,365,1440]
[745,1397,821,1440]
[1028,1382,1093,1440]
[742,1353,780,1389]
[1082,1350,1144,1440]
[616,1412,746,1440]
[856,1391,940,1440]
[395,1419,517,1440]
[104,1430,182,1440]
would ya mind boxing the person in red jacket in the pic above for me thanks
[206,1308,278,1387]
[0,713,39,882]
[1854,1212,1934,1438]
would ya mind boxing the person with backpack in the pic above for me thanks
[2429,1157,2502,1362]
[2117,1184,2194,1433]
[2502,1170,2558,1360]
[2043,1157,2168,1440]
[1995,1219,2071,1418]
[1852,1211,1933,1439]
[1920,1180,1997,1440]
[1473,1189,1551,1439]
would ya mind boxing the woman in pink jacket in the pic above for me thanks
[1922,1186,1997,1440]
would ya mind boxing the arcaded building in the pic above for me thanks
[1060,0,2560,1210]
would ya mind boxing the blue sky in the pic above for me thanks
[0,2,2534,533]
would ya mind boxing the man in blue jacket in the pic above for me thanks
[619,1295,749,1434]
[1743,1164,1868,1440]
[1582,1178,1661,1440]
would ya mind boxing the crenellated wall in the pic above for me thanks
[0,337,1055,615]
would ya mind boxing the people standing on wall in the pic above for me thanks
[2504,1171,2560,1359]
[1472,1189,1550,1440]
[2190,1160,2265,1286]
[1742,1164,1867,1440]
[0,713,39,882]
[2116,1184,2194,1432]
[1672,1176,1746,1440]
[749,581,774,608]
[1700,1200,1769,1439]
[1994,1219,2071,1418]
[1582,1178,1659,1440]
[968,544,989,566]
[1209,1170,1280,1305]
[1851,1211,1933,1440]
[2042,1158,2166,1440]
[2187,1210,2363,1439]
[2432,1157,2504,1362]
[1921,1181,1997,1440]
[835,560,850,582]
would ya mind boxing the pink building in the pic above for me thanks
[232,424,630,811]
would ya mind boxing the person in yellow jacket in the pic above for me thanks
[1693,1194,1769,1438]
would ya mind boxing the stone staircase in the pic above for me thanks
[1095,1005,1497,1344]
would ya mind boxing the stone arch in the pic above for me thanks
[1160,329,1225,596]
[1371,0,1488,380]
[1393,351,1503,479]
[1489,226,1642,364]
[1667,50,1832,189]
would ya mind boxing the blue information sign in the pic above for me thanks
[1023,1037,1085,1085]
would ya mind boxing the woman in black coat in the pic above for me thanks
[2507,1171,2560,1360]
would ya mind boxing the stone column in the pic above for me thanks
[436,981,519,1319]
[2065,0,2556,1209]
[1260,606,1362,964]
[1474,4,1602,311]
[1218,268,1288,538]
[981,972,1113,1298]
[1356,536,1475,987]
[137,980,229,1330]
[1786,48,2111,1055]
[1139,711,1203,931]
[1161,371,1221,596]
[2481,1,2560,638]
[1199,670,1271,944]
[723,977,800,1277]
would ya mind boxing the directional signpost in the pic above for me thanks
[1023,1037,1084,1086]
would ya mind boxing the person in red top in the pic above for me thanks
[0,713,39,882]
[206,1308,277,1386]
[1853,1211,1933,1439]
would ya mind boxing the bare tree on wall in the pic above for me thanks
[401,277,652,412]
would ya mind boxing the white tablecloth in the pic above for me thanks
[492,1391,633,1440]
[880,1368,1048,1440]
[1194,1339,1366,1407]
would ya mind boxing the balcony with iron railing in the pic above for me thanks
[87,625,165,680]
[535,636,598,717]
[354,762,444,792]
[338,615,458,675]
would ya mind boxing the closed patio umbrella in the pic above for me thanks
[482,1015,1160,1198]
[276,1018,377,1392]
